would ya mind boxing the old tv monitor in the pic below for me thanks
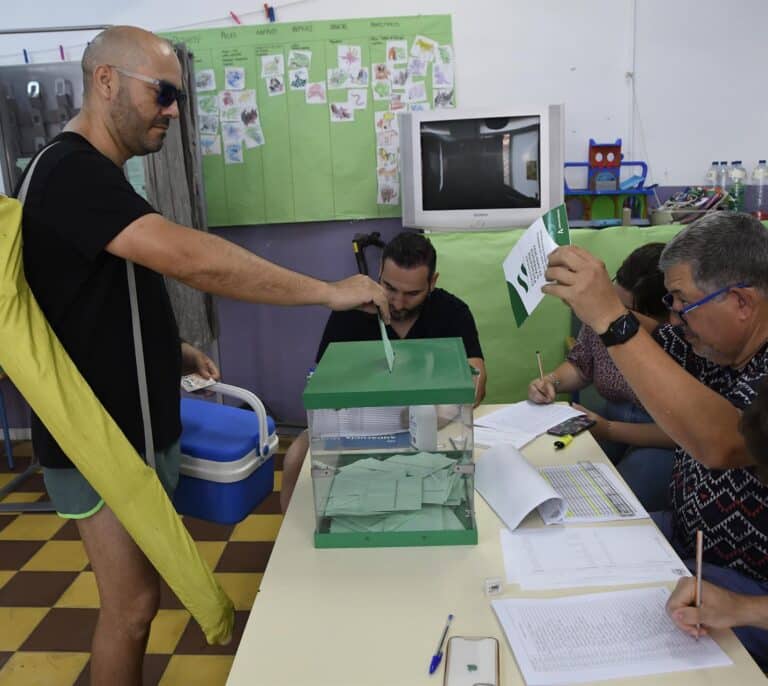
[399,105,564,230]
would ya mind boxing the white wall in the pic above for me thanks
[2,0,767,185]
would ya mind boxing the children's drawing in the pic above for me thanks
[377,128,399,147]
[348,89,368,110]
[329,102,354,122]
[372,80,392,101]
[405,81,427,103]
[261,54,285,78]
[407,57,427,78]
[411,35,438,61]
[438,45,454,65]
[199,134,221,156]
[338,45,362,71]
[386,40,408,63]
[267,75,285,96]
[348,68,369,87]
[219,90,236,108]
[222,122,245,145]
[305,82,327,104]
[288,49,311,70]
[195,69,216,92]
[374,111,399,132]
[225,67,246,90]
[377,147,398,165]
[389,93,405,111]
[377,181,400,205]
[225,142,243,164]
[243,124,265,148]
[433,88,455,109]
[197,94,219,115]
[408,102,428,112]
[240,106,260,126]
[433,63,454,88]
[327,68,350,90]
[390,67,408,89]
[289,68,308,90]
[373,63,390,81]
[199,114,219,135]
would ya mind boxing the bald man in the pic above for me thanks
[17,26,388,686]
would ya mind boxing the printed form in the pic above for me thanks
[492,587,732,685]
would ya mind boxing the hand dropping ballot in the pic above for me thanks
[503,204,570,326]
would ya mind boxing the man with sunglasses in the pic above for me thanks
[543,211,768,666]
[17,25,389,686]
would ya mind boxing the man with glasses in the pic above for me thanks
[18,25,389,686]
[544,211,768,665]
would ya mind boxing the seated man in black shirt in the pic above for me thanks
[281,231,486,511]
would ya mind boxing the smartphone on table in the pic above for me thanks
[545,414,596,437]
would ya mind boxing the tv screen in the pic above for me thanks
[420,116,541,211]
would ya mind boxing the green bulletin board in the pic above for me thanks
[163,15,454,228]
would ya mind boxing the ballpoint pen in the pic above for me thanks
[428,613,454,675]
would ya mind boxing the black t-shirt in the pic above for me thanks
[19,132,182,468]
[316,287,484,362]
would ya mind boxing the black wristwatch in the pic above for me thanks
[599,311,640,347]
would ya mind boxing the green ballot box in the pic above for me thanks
[303,338,477,548]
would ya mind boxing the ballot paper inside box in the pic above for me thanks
[302,338,477,548]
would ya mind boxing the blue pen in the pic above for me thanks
[428,613,453,675]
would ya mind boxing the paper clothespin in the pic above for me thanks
[23,49,30,64]
[229,10,242,25]
[59,45,65,61]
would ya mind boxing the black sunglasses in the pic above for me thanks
[110,66,186,108]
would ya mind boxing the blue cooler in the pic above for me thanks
[174,383,278,524]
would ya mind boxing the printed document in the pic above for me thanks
[500,525,690,589]
[475,401,583,437]
[492,587,732,685]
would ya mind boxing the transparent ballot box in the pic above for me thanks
[302,338,477,548]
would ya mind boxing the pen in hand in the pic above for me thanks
[428,613,453,675]
[695,530,703,640]
[536,350,545,381]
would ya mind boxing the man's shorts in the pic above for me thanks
[41,440,182,519]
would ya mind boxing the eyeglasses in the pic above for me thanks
[661,282,750,321]
[109,66,186,108]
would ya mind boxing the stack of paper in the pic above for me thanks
[500,525,690,589]
[474,401,583,445]
[325,452,467,532]
[492,587,731,685]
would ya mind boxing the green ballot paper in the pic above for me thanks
[379,315,395,372]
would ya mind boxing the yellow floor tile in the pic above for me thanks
[214,572,262,610]
[194,541,226,570]
[0,571,14,591]
[0,493,44,505]
[273,471,282,491]
[158,655,234,686]
[0,651,89,686]
[0,514,65,541]
[147,609,190,654]
[0,607,49,651]
[230,514,283,542]
[21,541,89,572]
[54,572,99,608]
[0,474,15,489]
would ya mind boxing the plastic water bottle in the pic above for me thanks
[705,161,719,192]
[753,160,768,220]
[717,161,730,192]
[728,160,747,212]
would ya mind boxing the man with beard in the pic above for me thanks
[280,231,486,511]
[542,211,768,665]
[18,26,388,686]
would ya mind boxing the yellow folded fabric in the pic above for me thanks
[0,196,233,644]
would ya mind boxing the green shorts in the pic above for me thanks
[42,440,182,519]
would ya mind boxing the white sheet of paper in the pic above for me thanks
[475,401,583,436]
[492,587,731,686]
[473,426,536,450]
[475,446,564,531]
[500,525,690,589]
[311,406,406,437]
[378,316,394,372]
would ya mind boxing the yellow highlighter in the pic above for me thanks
[554,434,574,450]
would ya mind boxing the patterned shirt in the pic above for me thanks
[654,324,768,581]
[567,324,643,407]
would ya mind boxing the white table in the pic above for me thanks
[227,406,765,685]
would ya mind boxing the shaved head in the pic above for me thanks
[82,26,175,98]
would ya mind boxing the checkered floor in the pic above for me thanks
[0,440,286,685]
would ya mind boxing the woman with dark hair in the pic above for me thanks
[528,242,676,510]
